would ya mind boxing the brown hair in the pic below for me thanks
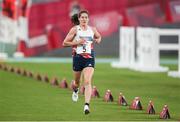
[78,10,89,18]
[71,13,79,25]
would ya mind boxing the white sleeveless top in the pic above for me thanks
[73,25,94,54]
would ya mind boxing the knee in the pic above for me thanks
[84,80,91,86]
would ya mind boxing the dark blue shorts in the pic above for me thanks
[73,54,95,71]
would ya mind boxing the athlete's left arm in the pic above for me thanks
[92,27,101,44]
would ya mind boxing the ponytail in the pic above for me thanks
[71,13,79,25]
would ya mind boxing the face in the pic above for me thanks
[78,13,89,26]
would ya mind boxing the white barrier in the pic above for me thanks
[112,26,180,77]
[111,27,135,68]
[13,52,24,58]
[0,15,18,44]
[168,48,180,78]
[130,27,168,72]
[18,17,29,41]
[158,29,180,78]
[0,15,19,58]
[0,52,8,60]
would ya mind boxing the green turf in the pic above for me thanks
[0,62,180,121]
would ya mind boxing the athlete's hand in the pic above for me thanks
[77,39,86,45]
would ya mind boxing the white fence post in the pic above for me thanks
[130,27,168,72]
[111,26,135,68]
[160,30,180,78]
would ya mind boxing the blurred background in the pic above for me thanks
[1,1,180,120]
[0,0,180,58]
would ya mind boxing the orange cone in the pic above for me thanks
[10,67,15,73]
[7,66,11,72]
[118,92,128,106]
[43,75,49,83]
[3,65,8,71]
[147,100,155,114]
[104,89,113,102]
[160,105,170,119]
[15,68,21,75]
[50,77,59,86]
[36,73,42,81]
[0,64,4,70]
[22,69,27,76]
[0,63,3,69]
[91,86,100,98]
[130,97,143,110]
[59,78,68,88]
[27,71,33,78]
[6,66,10,72]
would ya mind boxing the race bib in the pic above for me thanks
[76,41,92,54]
[76,37,93,54]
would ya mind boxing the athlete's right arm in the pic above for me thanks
[63,27,85,47]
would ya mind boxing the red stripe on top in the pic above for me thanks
[80,53,92,58]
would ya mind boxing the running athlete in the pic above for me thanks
[63,10,101,115]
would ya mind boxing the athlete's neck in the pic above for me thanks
[80,25,88,30]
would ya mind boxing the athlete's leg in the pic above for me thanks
[72,71,82,102]
[73,71,82,88]
[83,67,94,106]
[83,67,94,114]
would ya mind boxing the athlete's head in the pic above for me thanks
[71,13,79,25]
[78,10,89,26]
